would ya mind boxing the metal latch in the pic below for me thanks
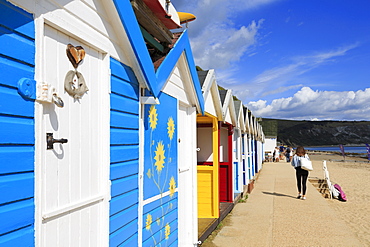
[47,133,68,150]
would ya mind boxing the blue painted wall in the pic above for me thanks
[254,140,258,174]
[0,0,35,246]
[109,58,140,246]
[143,93,178,246]
[234,161,239,193]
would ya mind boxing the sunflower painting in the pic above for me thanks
[165,223,171,240]
[169,176,176,198]
[145,214,152,231]
[154,141,166,173]
[143,94,178,245]
[167,117,175,140]
[149,105,158,130]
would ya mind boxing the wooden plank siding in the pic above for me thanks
[109,58,140,246]
[197,168,215,217]
[0,0,35,245]
[142,93,179,245]
[142,196,178,246]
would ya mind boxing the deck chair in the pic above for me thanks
[323,161,333,199]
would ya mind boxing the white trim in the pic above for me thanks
[142,189,179,206]
[42,195,105,220]
[179,168,190,173]
[138,88,144,247]
[140,96,160,104]
[100,52,111,247]
[34,14,45,247]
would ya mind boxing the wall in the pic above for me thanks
[264,137,277,155]
[142,93,178,246]
[0,1,36,245]
[197,128,213,162]
[109,58,140,246]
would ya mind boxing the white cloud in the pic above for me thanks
[191,20,263,69]
[247,87,370,120]
[253,44,358,85]
[221,44,359,103]
[172,0,273,70]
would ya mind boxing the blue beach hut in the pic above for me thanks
[0,0,204,246]
[233,99,245,199]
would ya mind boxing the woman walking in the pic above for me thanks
[291,146,310,200]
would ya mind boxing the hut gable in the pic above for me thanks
[218,89,237,126]
[243,106,251,134]
[156,31,204,113]
[198,70,222,120]
[234,100,245,132]
[113,0,204,115]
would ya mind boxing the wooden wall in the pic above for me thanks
[0,1,35,245]
[142,93,178,246]
[109,58,140,246]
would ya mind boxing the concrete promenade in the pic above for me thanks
[202,160,363,247]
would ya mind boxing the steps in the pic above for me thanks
[309,177,331,199]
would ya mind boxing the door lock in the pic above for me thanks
[47,133,68,150]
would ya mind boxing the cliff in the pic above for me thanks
[260,119,370,146]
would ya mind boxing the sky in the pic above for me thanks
[172,0,370,121]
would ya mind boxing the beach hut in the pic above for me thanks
[257,123,265,168]
[0,0,204,246]
[251,117,258,173]
[0,0,132,245]
[247,112,255,177]
[106,1,205,244]
[196,70,223,239]
[218,89,237,205]
[242,106,254,190]
[141,31,205,247]
[253,116,262,173]
[255,121,264,172]
[233,100,246,198]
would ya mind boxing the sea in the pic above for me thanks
[305,146,368,155]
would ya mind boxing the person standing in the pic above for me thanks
[273,147,280,162]
[291,146,310,200]
[285,146,291,162]
[290,147,294,161]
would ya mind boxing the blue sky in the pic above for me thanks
[172,0,370,120]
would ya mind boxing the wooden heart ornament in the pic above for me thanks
[66,44,85,69]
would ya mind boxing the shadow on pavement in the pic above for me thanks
[262,191,296,199]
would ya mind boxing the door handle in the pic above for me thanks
[47,133,68,150]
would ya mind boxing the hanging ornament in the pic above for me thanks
[66,44,85,69]
[64,70,89,99]
[64,44,88,99]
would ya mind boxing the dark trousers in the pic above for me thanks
[295,167,309,195]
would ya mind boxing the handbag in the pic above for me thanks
[300,157,313,171]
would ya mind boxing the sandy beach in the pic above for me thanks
[308,151,370,246]
[201,151,370,246]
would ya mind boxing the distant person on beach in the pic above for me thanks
[291,146,310,200]
[279,145,285,160]
[290,147,294,160]
[285,146,292,162]
[273,147,280,162]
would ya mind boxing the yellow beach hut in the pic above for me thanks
[196,70,223,240]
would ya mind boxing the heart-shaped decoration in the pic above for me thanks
[66,44,85,69]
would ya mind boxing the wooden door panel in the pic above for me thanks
[40,25,107,246]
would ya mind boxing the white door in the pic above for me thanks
[37,25,109,246]
[178,104,197,246]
